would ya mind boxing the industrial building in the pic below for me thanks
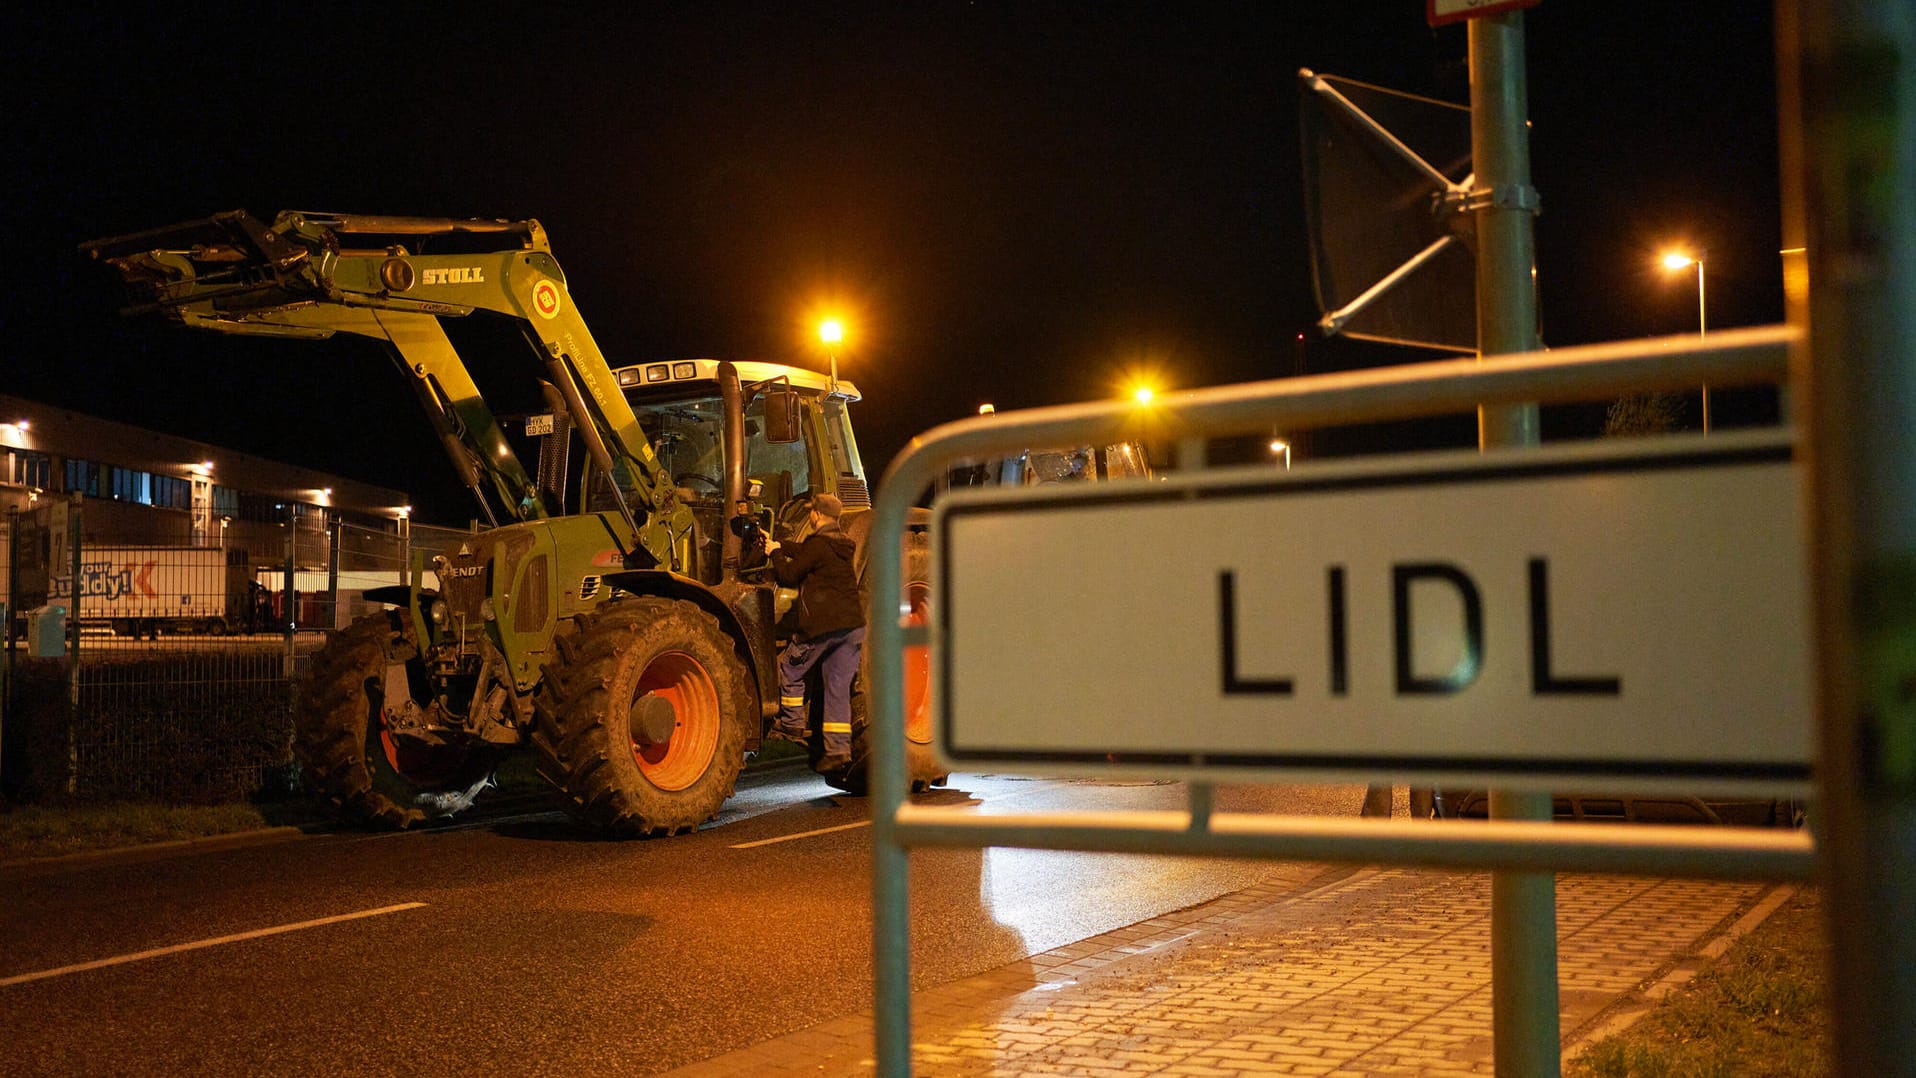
[0,393,415,625]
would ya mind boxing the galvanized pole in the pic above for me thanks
[65,498,82,796]
[1,507,13,789]
[326,517,342,631]
[1698,258,1711,433]
[1469,11,1560,1076]
[283,504,298,681]
[871,479,915,1076]
[1472,11,1543,453]
[1783,1,1916,1072]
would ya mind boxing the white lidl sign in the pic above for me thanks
[932,434,1811,795]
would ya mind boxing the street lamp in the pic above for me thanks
[1268,438,1291,470]
[1659,249,1709,432]
[818,318,845,391]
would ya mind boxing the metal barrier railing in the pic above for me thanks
[863,323,1813,1075]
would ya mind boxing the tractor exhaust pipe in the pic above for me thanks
[719,362,746,576]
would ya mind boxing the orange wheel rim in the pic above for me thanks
[903,583,933,744]
[632,651,720,791]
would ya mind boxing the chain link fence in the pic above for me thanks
[1,499,420,804]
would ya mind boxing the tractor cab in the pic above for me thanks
[575,360,868,586]
[939,441,1154,495]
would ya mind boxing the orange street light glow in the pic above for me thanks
[1661,252,1696,270]
[1132,386,1155,405]
[818,319,845,345]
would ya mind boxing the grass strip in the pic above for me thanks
[3,741,817,862]
[1569,886,1830,1078]
[0,800,321,862]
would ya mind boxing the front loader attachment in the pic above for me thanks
[81,209,548,327]
[79,208,556,523]
[80,210,317,319]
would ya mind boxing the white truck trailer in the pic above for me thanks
[60,546,260,636]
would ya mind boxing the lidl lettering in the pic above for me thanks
[1218,557,1621,700]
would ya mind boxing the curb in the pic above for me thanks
[1559,881,1800,1064]
[0,824,311,877]
[1,747,823,874]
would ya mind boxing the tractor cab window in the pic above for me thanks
[583,458,641,515]
[744,392,812,511]
[582,395,727,513]
[1023,447,1094,484]
[637,397,726,503]
[939,443,1150,492]
[822,397,865,483]
[1101,442,1152,478]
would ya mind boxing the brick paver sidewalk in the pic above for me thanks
[669,865,1789,1077]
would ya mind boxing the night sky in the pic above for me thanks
[4,2,1782,525]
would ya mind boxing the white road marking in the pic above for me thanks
[730,820,872,849]
[0,902,429,988]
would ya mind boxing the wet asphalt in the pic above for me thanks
[0,766,1366,1075]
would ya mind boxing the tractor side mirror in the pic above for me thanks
[762,388,801,444]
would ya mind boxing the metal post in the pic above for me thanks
[1178,437,1207,471]
[1698,257,1711,433]
[2,507,13,790]
[1472,11,1542,451]
[64,498,81,797]
[1784,1,1916,1072]
[326,517,342,631]
[1470,11,1559,1075]
[283,504,298,680]
[871,473,914,1076]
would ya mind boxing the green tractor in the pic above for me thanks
[83,210,944,835]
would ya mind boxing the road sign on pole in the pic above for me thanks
[934,434,1811,794]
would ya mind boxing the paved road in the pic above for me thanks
[0,766,1367,1075]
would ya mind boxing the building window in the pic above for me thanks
[22,452,49,489]
[236,491,283,523]
[152,474,192,510]
[111,467,154,504]
[5,450,51,489]
[66,458,104,498]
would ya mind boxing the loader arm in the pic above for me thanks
[83,210,689,569]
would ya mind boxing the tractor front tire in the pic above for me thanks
[531,597,751,837]
[293,611,497,829]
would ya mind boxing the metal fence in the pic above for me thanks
[1,499,419,803]
[861,326,1817,1075]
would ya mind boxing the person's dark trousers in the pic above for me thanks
[774,626,865,758]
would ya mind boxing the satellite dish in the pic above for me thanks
[1300,70,1477,354]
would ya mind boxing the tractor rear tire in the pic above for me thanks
[531,597,751,837]
[293,610,497,829]
[824,536,948,796]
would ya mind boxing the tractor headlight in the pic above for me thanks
[429,599,449,628]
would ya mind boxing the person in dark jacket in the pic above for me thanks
[760,492,865,773]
